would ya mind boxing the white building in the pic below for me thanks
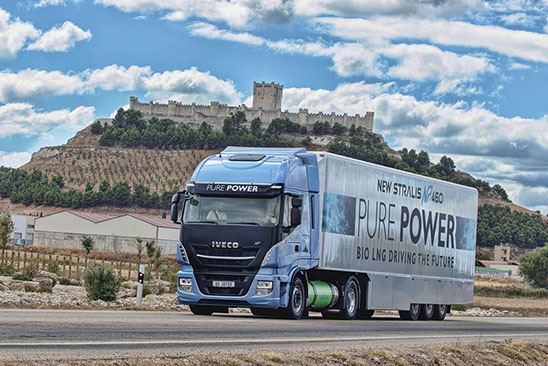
[34,211,179,255]
[10,214,35,247]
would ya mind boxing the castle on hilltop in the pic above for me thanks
[129,81,374,132]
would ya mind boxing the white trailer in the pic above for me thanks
[315,152,478,314]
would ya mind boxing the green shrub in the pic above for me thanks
[22,259,40,278]
[84,264,120,301]
[452,304,467,311]
[519,245,548,289]
[0,263,15,276]
[59,277,80,286]
[46,261,60,275]
[13,273,33,281]
[142,283,152,298]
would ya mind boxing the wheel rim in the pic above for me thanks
[411,303,420,315]
[292,283,303,313]
[439,305,446,313]
[425,304,433,315]
[347,284,357,315]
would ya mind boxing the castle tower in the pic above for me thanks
[252,81,283,111]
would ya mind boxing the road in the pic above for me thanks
[0,309,547,361]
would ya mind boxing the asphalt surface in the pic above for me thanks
[0,309,547,361]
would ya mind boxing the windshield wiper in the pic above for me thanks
[227,222,260,226]
[185,220,218,224]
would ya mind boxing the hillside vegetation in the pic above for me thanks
[10,108,548,249]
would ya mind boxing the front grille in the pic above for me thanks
[190,242,260,267]
[195,272,255,296]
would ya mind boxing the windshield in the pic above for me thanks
[183,195,281,226]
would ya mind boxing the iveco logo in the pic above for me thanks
[211,241,239,249]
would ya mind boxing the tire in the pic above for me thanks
[189,305,215,316]
[358,309,375,319]
[432,304,447,321]
[399,303,420,321]
[284,276,306,320]
[419,304,434,320]
[341,276,360,320]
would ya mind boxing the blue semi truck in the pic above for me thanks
[170,147,478,320]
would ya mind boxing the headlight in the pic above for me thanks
[178,277,193,293]
[256,280,273,296]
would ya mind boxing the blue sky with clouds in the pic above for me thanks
[0,0,547,212]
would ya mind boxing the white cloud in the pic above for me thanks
[508,62,532,70]
[0,151,32,168]
[189,23,495,83]
[96,0,293,28]
[0,103,95,138]
[0,8,40,58]
[84,64,151,91]
[188,22,265,46]
[433,79,482,96]
[27,21,92,52]
[0,65,242,105]
[95,0,482,27]
[294,0,482,18]
[142,67,241,104]
[0,69,85,102]
[316,17,548,63]
[33,0,82,7]
[500,12,540,27]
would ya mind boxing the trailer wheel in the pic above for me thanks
[419,304,434,320]
[432,304,447,321]
[399,303,420,321]
[341,276,360,320]
[190,305,216,316]
[284,276,306,320]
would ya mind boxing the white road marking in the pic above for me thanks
[0,333,546,348]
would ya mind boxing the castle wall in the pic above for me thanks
[129,95,374,133]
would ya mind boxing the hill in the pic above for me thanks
[2,108,545,249]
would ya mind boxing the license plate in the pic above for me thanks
[212,280,235,288]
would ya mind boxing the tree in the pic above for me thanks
[81,235,94,262]
[250,117,262,136]
[90,121,104,134]
[0,212,14,264]
[492,184,509,201]
[519,245,548,289]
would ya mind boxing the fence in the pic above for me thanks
[1,249,147,282]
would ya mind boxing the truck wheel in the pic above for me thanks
[358,309,375,319]
[399,303,420,321]
[419,304,434,320]
[189,305,215,316]
[341,276,360,320]
[432,304,447,320]
[284,276,306,320]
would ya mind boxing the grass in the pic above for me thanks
[475,285,547,299]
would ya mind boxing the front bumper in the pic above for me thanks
[176,267,287,308]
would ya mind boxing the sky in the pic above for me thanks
[0,0,547,213]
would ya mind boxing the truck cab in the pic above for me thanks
[171,147,319,318]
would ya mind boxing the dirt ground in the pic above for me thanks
[0,340,545,366]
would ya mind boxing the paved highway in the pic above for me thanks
[0,309,547,361]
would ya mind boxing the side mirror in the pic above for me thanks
[290,197,302,227]
[170,192,182,224]
[290,207,302,227]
